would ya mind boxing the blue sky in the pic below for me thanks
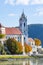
[0,0,43,27]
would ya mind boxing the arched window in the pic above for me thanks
[24,37,25,41]
[24,23,25,27]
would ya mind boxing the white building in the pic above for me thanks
[28,38,37,55]
[0,24,25,45]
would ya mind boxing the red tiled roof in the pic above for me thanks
[28,38,34,42]
[5,28,22,35]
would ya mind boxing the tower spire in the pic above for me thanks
[21,10,25,17]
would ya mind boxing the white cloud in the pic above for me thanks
[4,0,43,5]
[16,0,30,5]
[16,0,43,5]
[31,0,43,4]
[4,0,30,5]
[8,13,15,16]
[38,11,43,16]
[4,0,15,5]
[33,8,43,16]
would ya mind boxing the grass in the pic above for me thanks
[0,55,40,60]
[0,55,30,59]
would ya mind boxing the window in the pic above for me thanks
[18,37,19,39]
[24,23,25,27]
[24,37,25,41]
[18,37,19,42]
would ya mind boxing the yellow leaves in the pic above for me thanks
[24,43,32,53]
[34,38,41,46]
[16,42,23,53]
[6,38,33,54]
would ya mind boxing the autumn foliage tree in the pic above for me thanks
[24,43,32,53]
[16,41,23,54]
[6,38,23,54]
[34,38,41,46]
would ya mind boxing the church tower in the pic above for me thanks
[19,11,28,43]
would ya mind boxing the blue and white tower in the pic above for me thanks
[19,11,28,43]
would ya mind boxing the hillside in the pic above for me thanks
[28,24,43,47]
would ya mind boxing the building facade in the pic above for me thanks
[0,24,24,45]
[28,38,37,55]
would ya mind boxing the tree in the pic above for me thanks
[24,43,32,53]
[34,38,41,46]
[16,41,23,54]
[0,34,5,39]
[6,38,23,54]
[0,42,6,55]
